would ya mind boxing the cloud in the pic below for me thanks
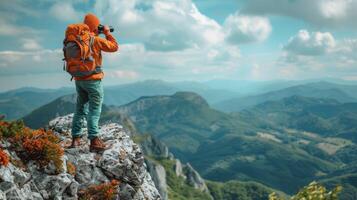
[0,19,38,36]
[277,30,357,79]
[223,13,272,44]
[0,0,40,18]
[22,39,42,51]
[0,0,246,86]
[0,40,241,82]
[108,70,139,79]
[103,42,240,79]
[0,49,62,74]
[94,0,225,52]
[241,0,357,28]
[0,0,44,32]
[49,2,82,22]
[283,30,335,56]
[94,0,273,51]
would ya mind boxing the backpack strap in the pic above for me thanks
[89,36,94,59]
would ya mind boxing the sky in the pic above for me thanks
[1,0,357,91]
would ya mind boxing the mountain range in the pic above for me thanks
[21,94,281,200]
[4,79,357,119]
[1,80,239,120]
[9,80,357,199]
[214,81,357,112]
[112,92,351,194]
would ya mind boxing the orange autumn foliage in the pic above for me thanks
[0,119,64,173]
[0,148,9,167]
[66,161,76,175]
[21,129,64,173]
[79,180,120,200]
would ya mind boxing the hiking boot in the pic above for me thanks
[90,137,110,153]
[69,136,82,148]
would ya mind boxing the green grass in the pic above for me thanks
[206,180,286,200]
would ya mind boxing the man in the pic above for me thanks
[70,13,118,152]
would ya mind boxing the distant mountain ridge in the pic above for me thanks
[1,80,239,120]
[214,81,357,112]
[0,87,74,119]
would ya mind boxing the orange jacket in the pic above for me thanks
[75,33,119,81]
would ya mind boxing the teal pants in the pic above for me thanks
[71,80,103,140]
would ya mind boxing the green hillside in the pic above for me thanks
[235,95,357,141]
[207,180,285,200]
[116,91,253,158]
[116,92,352,194]
[21,91,357,198]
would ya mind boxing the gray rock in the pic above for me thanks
[65,149,108,187]
[119,183,136,200]
[0,181,27,200]
[139,135,169,158]
[0,113,161,200]
[67,181,79,196]
[0,190,5,200]
[99,140,146,187]
[0,163,30,186]
[184,163,210,193]
[33,173,73,198]
[145,159,168,200]
[173,159,185,178]
[49,114,161,199]
[145,159,169,200]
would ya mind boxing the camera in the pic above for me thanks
[98,24,114,34]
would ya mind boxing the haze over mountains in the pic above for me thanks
[2,79,357,119]
[0,80,239,120]
[2,79,357,199]
[214,81,357,112]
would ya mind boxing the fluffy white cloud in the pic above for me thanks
[22,39,42,51]
[283,30,335,56]
[94,0,224,51]
[224,13,272,44]
[278,30,357,79]
[242,0,357,28]
[49,2,82,22]
[94,0,271,51]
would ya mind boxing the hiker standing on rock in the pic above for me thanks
[62,13,118,152]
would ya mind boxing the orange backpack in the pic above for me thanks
[63,23,101,80]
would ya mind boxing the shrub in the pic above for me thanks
[21,129,64,173]
[79,180,120,200]
[269,181,342,200]
[0,120,64,173]
[67,161,76,176]
[0,148,9,167]
[0,120,25,138]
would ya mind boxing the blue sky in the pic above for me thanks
[1,0,357,91]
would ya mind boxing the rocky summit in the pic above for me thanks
[0,114,161,200]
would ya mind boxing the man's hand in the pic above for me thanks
[103,25,111,36]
